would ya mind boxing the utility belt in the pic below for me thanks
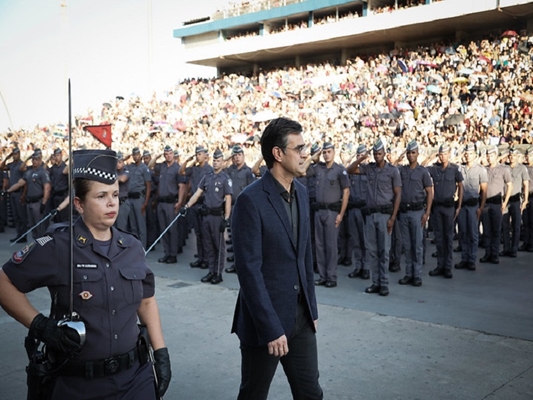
[399,202,425,213]
[200,205,224,216]
[311,202,341,212]
[433,198,455,207]
[158,195,177,204]
[128,191,145,199]
[119,197,128,205]
[486,194,502,205]
[52,189,68,197]
[26,196,43,204]
[462,197,479,207]
[509,193,521,203]
[348,201,366,210]
[362,204,393,216]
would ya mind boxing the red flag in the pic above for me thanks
[84,124,112,148]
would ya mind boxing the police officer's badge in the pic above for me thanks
[79,291,93,300]
[11,242,36,264]
[77,234,88,244]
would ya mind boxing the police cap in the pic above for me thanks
[406,140,419,152]
[464,143,476,153]
[231,145,244,156]
[195,145,207,154]
[373,138,384,152]
[142,150,151,157]
[213,148,224,159]
[53,148,62,155]
[31,149,42,159]
[438,143,450,153]
[131,147,141,155]
[322,142,334,150]
[73,149,118,184]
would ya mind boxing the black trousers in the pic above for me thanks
[237,300,323,400]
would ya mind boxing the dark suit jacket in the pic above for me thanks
[231,170,318,347]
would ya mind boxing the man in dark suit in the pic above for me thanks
[231,117,323,400]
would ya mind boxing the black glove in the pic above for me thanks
[29,313,82,355]
[154,347,171,397]
[179,206,188,216]
[40,203,46,214]
[219,218,229,233]
[50,208,58,217]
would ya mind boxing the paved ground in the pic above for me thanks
[1,225,533,399]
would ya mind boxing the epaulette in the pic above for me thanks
[46,221,70,233]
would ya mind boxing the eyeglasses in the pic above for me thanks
[283,144,310,156]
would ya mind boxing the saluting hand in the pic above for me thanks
[268,334,288,358]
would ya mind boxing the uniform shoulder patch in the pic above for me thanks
[11,242,36,264]
[228,179,233,187]
[36,235,53,246]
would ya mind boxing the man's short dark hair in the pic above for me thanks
[260,117,303,169]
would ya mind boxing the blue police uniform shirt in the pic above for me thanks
[359,162,402,207]
[199,171,233,208]
[2,218,155,361]
[23,166,51,197]
[118,166,130,198]
[158,162,185,197]
[307,162,350,203]
[128,162,150,193]
[428,163,464,201]
[48,161,68,193]
[7,159,24,186]
[459,163,488,201]
[225,164,255,201]
[399,164,433,204]
[349,173,368,204]
[185,163,214,195]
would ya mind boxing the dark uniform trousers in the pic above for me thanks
[502,199,521,254]
[52,192,69,222]
[337,217,350,262]
[346,207,366,271]
[315,209,339,282]
[237,298,323,400]
[365,212,391,286]
[189,203,207,262]
[482,202,503,257]
[399,209,424,278]
[157,202,179,257]
[146,195,159,249]
[128,196,147,248]
[116,199,131,231]
[10,191,27,237]
[389,218,402,267]
[457,204,479,264]
[433,205,455,271]
[27,200,45,239]
[521,194,533,249]
[202,213,226,274]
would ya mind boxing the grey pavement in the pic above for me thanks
[1,225,533,399]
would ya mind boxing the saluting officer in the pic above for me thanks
[1,147,28,242]
[308,142,350,288]
[397,141,433,287]
[224,145,255,273]
[181,149,232,284]
[156,145,186,264]
[115,152,131,231]
[480,146,513,264]
[347,144,370,280]
[127,147,151,248]
[347,138,401,296]
[180,146,213,269]
[427,144,463,279]
[48,148,69,222]
[500,147,529,258]
[7,149,51,239]
[454,144,487,271]
[520,147,533,252]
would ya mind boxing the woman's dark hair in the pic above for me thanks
[260,117,303,169]
[73,178,92,201]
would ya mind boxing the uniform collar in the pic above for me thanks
[74,218,132,259]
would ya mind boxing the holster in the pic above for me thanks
[25,336,56,400]
[137,325,150,366]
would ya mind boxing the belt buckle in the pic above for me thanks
[104,357,119,375]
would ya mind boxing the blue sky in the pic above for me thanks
[0,0,221,131]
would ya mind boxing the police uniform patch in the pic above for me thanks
[79,291,93,300]
[77,234,88,244]
[76,263,98,268]
[36,235,53,246]
[228,179,233,187]
[11,242,36,264]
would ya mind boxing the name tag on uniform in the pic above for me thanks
[76,264,98,269]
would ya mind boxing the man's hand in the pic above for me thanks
[454,207,461,221]
[267,335,288,357]
[476,207,483,220]
[421,212,430,227]
[387,217,395,234]
[521,201,528,213]
[335,214,343,228]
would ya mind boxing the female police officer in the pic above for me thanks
[0,149,171,399]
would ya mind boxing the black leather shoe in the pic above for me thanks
[429,267,444,277]
[431,251,437,258]
[480,254,491,263]
[227,256,234,262]
[343,258,352,266]
[365,284,381,294]
[325,281,337,288]
[361,270,370,280]
[225,240,232,245]
[453,246,462,252]
[499,250,511,257]
[398,276,413,285]
[315,279,327,286]
[389,263,401,273]
[454,261,468,270]
[519,244,529,251]
[158,256,169,263]
[337,256,345,265]
[177,247,183,254]
[190,259,203,268]
[201,272,215,283]
[379,286,389,296]
[227,247,233,253]
[200,262,209,269]
[443,270,453,279]
[509,252,517,258]
[467,262,476,271]
[166,256,177,264]
[211,274,223,284]
[490,256,499,264]
[225,265,236,273]
[348,269,362,279]
[412,277,422,287]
